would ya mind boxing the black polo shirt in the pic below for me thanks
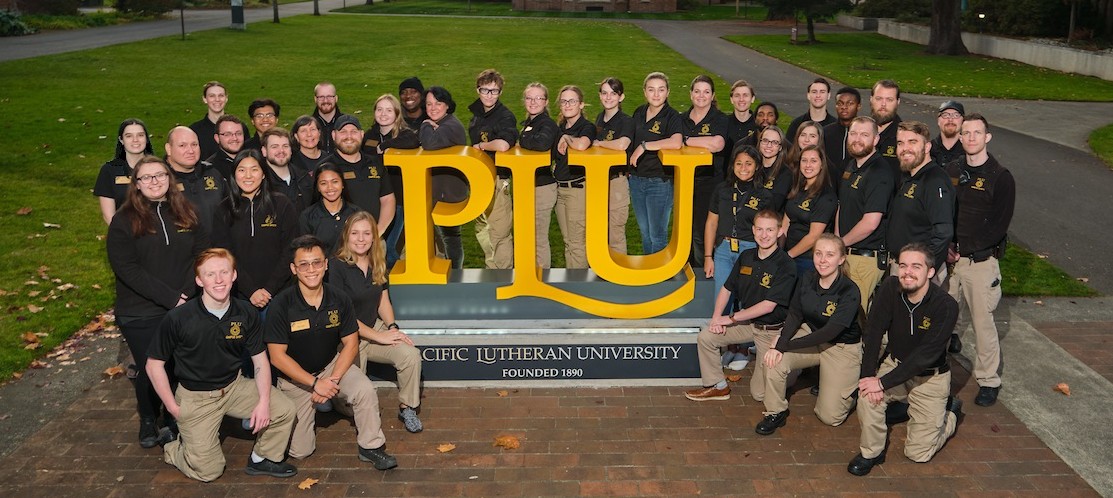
[822,122,851,183]
[174,163,228,234]
[266,162,315,214]
[876,115,903,180]
[149,297,264,392]
[325,153,394,222]
[709,179,771,244]
[784,188,838,251]
[726,112,759,149]
[775,271,861,352]
[190,116,250,162]
[313,108,348,156]
[723,247,797,326]
[837,152,895,250]
[327,257,389,326]
[362,126,420,208]
[467,99,519,178]
[205,150,236,181]
[298,200,362,255]
[631,102,683,179]
[762,164,793,213]
[292,149,328,175]
[862,277,958,388]
[886,162,955,267]
[264,283,358,377]
[945,154,1016,255]
[595,110,634,175]
[93,158,132,209]
[519,111,560,187]
[682,106,730,179]
[553,116,597,182]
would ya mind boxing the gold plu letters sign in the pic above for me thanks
[384,146,712,320]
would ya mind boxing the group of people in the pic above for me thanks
[94,71,1014,480]
[683,79,1015,476]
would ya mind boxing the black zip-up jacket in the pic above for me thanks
[265,163,314,214]
[861,276,958,388]
[213,193,299,300]
[107,200,210,321]
[173,163,228,233]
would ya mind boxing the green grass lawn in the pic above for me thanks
[337,0,768,20]
[0,14,1097,380]
[724,33,1113,102]
[1000,244,1097,297]
[1090,122,1113,169]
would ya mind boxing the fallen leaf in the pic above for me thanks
[990,424,1000,432]
[497,390,509,397]
[1037,253,1049,259]
[1054,383,1071,396]
[493,435,520,450]
[27,305,43,313]
[27,291,41,297]
[56,283,75,291]
[103,366,124,378]
[24,343,41,350]
[1034,300,1044,306]
[37,266,49,277]
[1077,277,1089,283]
[20,332,40,344]
[43,222,61,229]
[297,477,319,490]
[95,235,105,241]
[24,281,38,286]
[92,284,102,290]
[726,374,743,383]
[30,360,48,369]
[15,207,32,215]
[436,443,457,453]
[11,372,22,380]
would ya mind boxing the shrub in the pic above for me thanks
[853,0,929,19]
[19,0,81,14]
[116,0,175,14]
[963,0,1069,37]
[0,10,36,36]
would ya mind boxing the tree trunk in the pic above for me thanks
[927,0,968,55]
[272,0,279,23]
[806,15,816,42]
[313,0,319,15]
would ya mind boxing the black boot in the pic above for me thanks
[138,417,159,448]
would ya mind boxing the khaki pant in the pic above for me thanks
[608,175,630,254]
[356,331,422,409]
[847,254,884,315]
[696,323,781,401]
[535,183,558,269]
[555,185,587,268]
[857,356,957,462]
[164,375,295,482]
[764,326,862,426]
[487,178,514,269]
[948,257,1003,388]
[277,354,385,458]
[474,212,493,268]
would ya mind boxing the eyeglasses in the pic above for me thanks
[218,131,244,138]
[524,96,547,103]
[315,95,337,101]
[939,112,963,120]
[477,87,501,96]
[294,259,326,271]
[558,99,580,106]
[137,172,169,185]
[759,139,781,146]
[253,112,276,119]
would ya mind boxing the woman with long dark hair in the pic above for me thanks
[327,211,425,433]
[107,156,208,448]
[94,118,154,224]
[592,77,634,255]
[215,149,299,309]
[783,145,837,274]
[757,125,791,212]
[703,145,771,294]
[299,162,361,254]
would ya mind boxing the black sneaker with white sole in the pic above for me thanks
[245,457,298,478]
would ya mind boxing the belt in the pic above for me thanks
[961,249,995,263]
[557,178,585,189]
[917,363,950,377]
[752,322,784,331]
[846,247,880,258]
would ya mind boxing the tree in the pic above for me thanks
[927,0,969,54]
[759,0,852,43]
[272,0,279,23]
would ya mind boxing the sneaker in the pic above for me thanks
[358,445,399,470]
[156,427,176,446]
[727,356,750,371]
[138,417,159,448]
[755,410,789,435]
[948,333,962,354]
[245,457,298,478]
[398,407,423,433]
[974,386,999,407]
[721,350,737,367]
[684,385,730,402]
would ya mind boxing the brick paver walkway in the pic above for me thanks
[1032,321,1113,383]
[0,356,1097,497]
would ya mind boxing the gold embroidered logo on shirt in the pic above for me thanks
[760,273,772,288]
[903,183,917,199]
[799,199,812,211]
[973,178,986,191]
[261,215,277,228]
[204,177,217,190]
[850,175,861,190]
[604,130,615,141]
[763,179,774,189]
[649,121,661,134]
[745,197,760,209]
[226,322,243,340]
[369,167,380,179]
[822,301,837,317]
[480,131,490,142]
[885,145,895,157]
[700,124,710,135]
[918,316,932,330]
[326,309,341,328]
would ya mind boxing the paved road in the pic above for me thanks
[634,19,1113,295]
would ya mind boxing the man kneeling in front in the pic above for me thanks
[147,248,297,481]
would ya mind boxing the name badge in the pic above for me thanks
[115,176,131,185]
[343,171,357,180]
[739,265,753,275]
[176,183,185,191]
[842,171,852,180]
[290,319,310,332]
